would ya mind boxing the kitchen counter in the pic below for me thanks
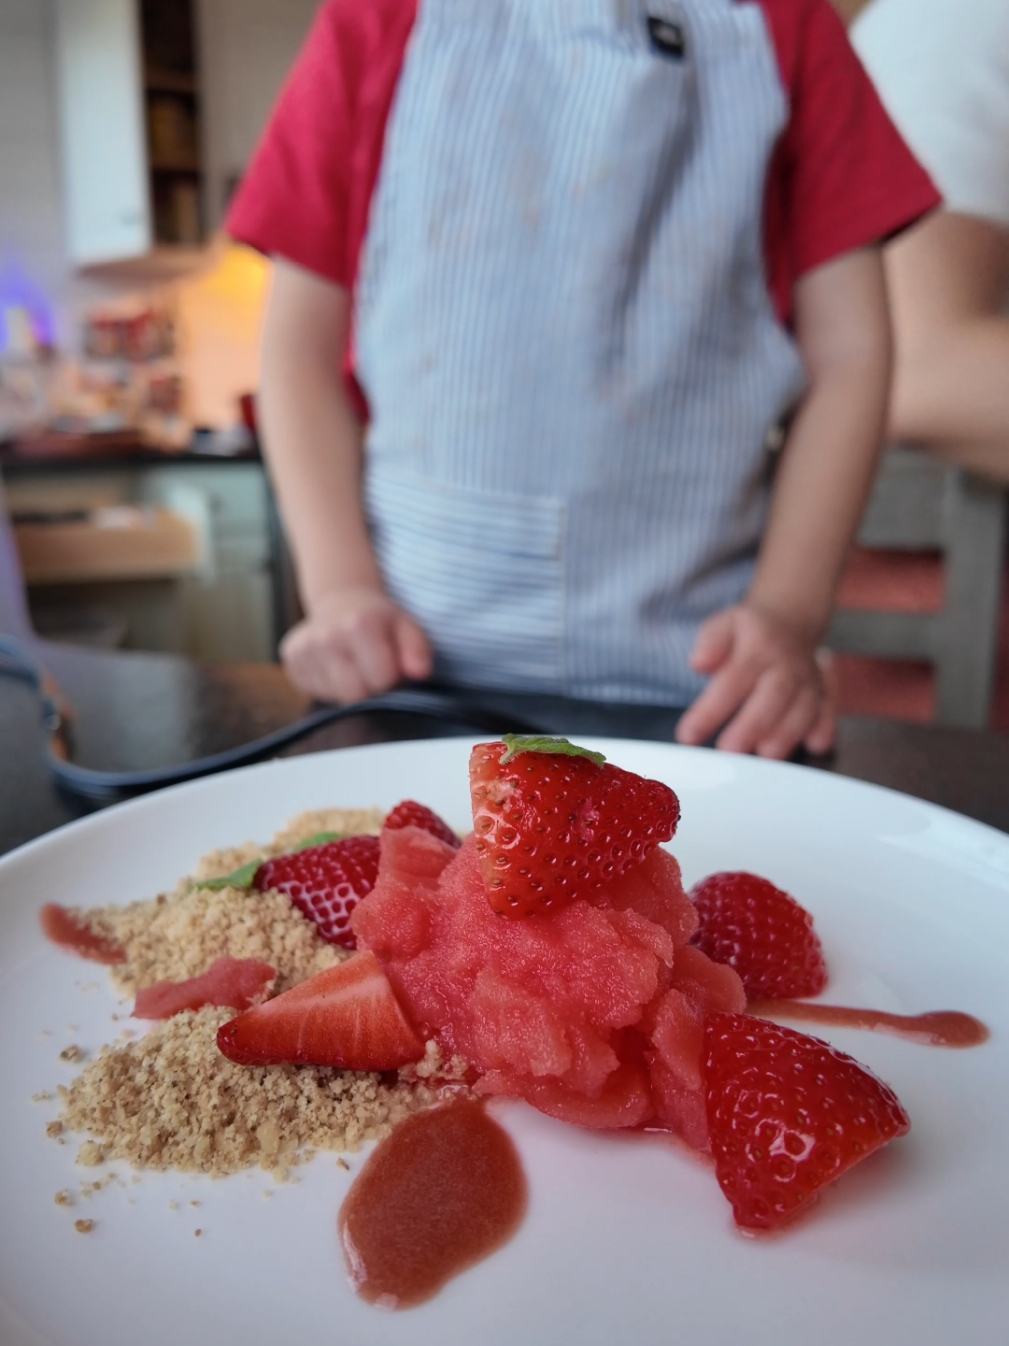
[2,640,1007,857]
[0,439,261,475]
[2,443,295,663]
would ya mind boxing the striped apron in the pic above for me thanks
[356,0,805,706]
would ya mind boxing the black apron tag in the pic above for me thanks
[647,15,687,60]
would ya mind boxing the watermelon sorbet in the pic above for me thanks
[351,826,745,1150]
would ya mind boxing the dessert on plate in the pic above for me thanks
[44,735,986,1305]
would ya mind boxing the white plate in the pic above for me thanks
[1,738,1007,1346]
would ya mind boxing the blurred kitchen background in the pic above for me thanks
[1,0,1007,728]
[0,0,320,662]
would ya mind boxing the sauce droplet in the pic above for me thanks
[338,1098,527,1310]
[748,999,989,1048]
[40,904,126,965]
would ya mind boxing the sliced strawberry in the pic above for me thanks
[705,1012,910,1231]
[689,871,828,1000]
[133,957,276,1020]
[253,835,381,949]
[470,736,680,919]
[385,800,461,849]
[216,950,425,1071]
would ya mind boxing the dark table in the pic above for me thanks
[0,438,261,474]
[2,641,1007,857]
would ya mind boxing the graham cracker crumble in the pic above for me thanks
[270,806,385,855]
[61,806,384,998]
[94,884,344,998]
[77,1141,105,1166]
[48,806,470,1182]
[60,1044,83,1062]
[74,1219,94,1234]
[59,1009,459,1177]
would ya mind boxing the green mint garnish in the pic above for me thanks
[193,833,346,890]
[194,859,261,891]
[291,831,344,851]
[499,734,606,767]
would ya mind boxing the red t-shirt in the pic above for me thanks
[228,0,939,419]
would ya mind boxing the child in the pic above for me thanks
[228,0,938,758]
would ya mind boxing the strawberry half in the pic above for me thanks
[385,800,460,849]
[470,736,680,919]
[216,950,425,1070]
[253,835,381,949]
[705,1012,910,1231]
[689,871,828,1000]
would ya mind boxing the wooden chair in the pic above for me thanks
[827,447,1006,729]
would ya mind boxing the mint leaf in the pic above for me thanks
[194,859,260,891]
[192,832,346,890]
[291,831,344,851]
[499,734,606,767]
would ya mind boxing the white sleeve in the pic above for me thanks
[852,0,1009,227]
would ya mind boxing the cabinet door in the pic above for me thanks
[54,0,152,264]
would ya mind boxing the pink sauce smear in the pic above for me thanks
[339,1099,527,1309]
[748,999,989,1048]
[40,903,126,965]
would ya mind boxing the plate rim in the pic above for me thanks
[3,736,1008,881]
[3,735,1008,1346]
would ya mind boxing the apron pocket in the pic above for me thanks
[365,470,565,691]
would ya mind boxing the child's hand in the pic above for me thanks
[675,603,835,759]
[280,587,433,704]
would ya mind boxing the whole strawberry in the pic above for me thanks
[470,736,680,919]
[253,835,380,948]
[690,871,828,1000]
[252,802,460,947]
[385,800,460,848]
[705,1012,910,1231]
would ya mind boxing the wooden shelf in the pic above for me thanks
[150,157,201,174]
[14,508,200,584]
[144,66,197,95]
[76,245,214,283]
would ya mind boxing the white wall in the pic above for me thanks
[0,0,79,336]
[0,0,317,420]
[197,0,322,229]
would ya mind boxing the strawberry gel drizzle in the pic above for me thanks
[748,1000,989,1048]
[40,904,126,965]
[339,1099,527,1309]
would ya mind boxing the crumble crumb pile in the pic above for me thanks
[64,806,385,998]
[268,807,385,856]
[91,885,344,998]
[48,806,470,1181]
[59,1010,459,1178]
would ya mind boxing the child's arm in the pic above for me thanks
[676,246,892,758]
[259,258,432,702]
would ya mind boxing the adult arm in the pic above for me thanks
[885,211,1009,482]
[259,257,432,701]
[677,246,892,756]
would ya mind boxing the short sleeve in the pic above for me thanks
[226,0,416,291]
[761,0,942,323]
[852,0,1009,228]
